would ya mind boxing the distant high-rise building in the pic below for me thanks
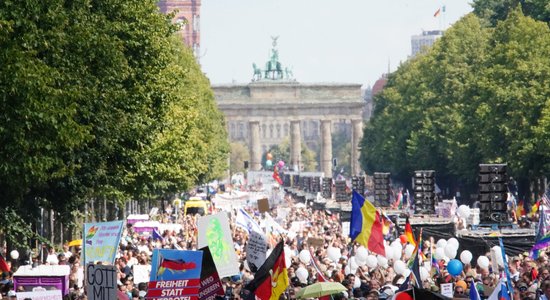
[411,30,443,56]
[158,0,201,61]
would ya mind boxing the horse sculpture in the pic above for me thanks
[252,63,262,81]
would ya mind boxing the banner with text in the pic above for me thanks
[147,249,203,300]
[16,290,62,300]
[198,247,224,300]
[82,220,124,264]
[245,230,267,272]
[197,212,239,277]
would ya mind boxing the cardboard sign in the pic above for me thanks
[198,212,240,277]
[246,230,268,272]
[307,238,325,248]
[199,247,225,300]
[440,283,453,298]
[83,220,124,264]
[16,290,62,300]
[342,222,350,237]
[147,249,203,300]
[87,264,117,300]
[257,198,270,213]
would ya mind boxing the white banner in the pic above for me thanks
[198,212,240,277]
[246,230,268,272]
[16,290,62,300]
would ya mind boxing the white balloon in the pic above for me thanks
[344,265,352,275]
[327,247,341,263]
[350,257,359,270]
[404,244,415,259]
[296,267,309,283]
[366,255,378,268]
[299,250,311,265]
[354,277,361,288]
[457,205,471,219]
[377,255,388,268]
[385,244,394,259]
[460,250,473,264]
[444,244,457,258]
[392,246,402,261]
[356,255,367,267]
[436,239,447,249]
[435,247,446,260]
[447,238,459,249]
[10,250,19,260]
[420,267,430,281]
[394,260,406,275]
[477,256,490,269]
[391,240,402,248]
[403,269,411,278]
[356,246,368,261]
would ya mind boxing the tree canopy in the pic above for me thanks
[360,8,550,199]
[0,0,228,247]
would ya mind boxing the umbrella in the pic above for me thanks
[68,239,82,247]
[296,282,346,299]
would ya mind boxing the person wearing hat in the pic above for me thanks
[7,290,16,299]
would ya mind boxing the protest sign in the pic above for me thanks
[87,264,117,300]
[147,249,203,300]
[198,212,240,278]
[82,221,124,264]
[133,264,151,284]
[440,283,453,298]
[342,222,350,237]
[246,230,267,272]
[198,247,224,300]
[257,198,270,213]
[15,290,62,300]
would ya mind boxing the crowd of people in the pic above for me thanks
[0,192,548,300]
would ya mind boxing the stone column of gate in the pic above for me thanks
[249,121,261,171]
[351,119,364,176]
[290,120,301,171]
[320,120,332,177]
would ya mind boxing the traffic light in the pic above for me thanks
[478,163,508,223]
[413,170,436,214]
[352,176,365,196]
[335,180,348,202]
[373,172,391,206]
[322,177,332,199]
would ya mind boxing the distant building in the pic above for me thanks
[411,30,443,56]
[362,74,388,120]
[158,0,201,60]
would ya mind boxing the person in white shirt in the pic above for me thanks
[45,247,59,265]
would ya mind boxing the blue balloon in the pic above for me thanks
[265,159,273,167]
[447,259,463,276]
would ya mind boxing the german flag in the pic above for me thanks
[405,217,417,248]
[243,241,289,300]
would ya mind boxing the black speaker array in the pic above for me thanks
[283,174,291,187]
[413,170,436,214]
[302,177,311,192]
[352,176,366,196]
[335,180,348,202]
[478,163,508,223]
[311,177,321,193]
[322,177,332,199]
[373,172,391,206]
[292,175,300,188]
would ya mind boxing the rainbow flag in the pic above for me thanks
[350,191,385,256]
[531,203,550,258]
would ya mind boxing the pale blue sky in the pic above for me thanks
[201,0,473,86]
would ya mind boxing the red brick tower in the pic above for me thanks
[158,0,201,60]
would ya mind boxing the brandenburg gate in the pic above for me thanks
[212,38,365,176]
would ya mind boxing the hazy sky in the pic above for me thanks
[200,0,473,86]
